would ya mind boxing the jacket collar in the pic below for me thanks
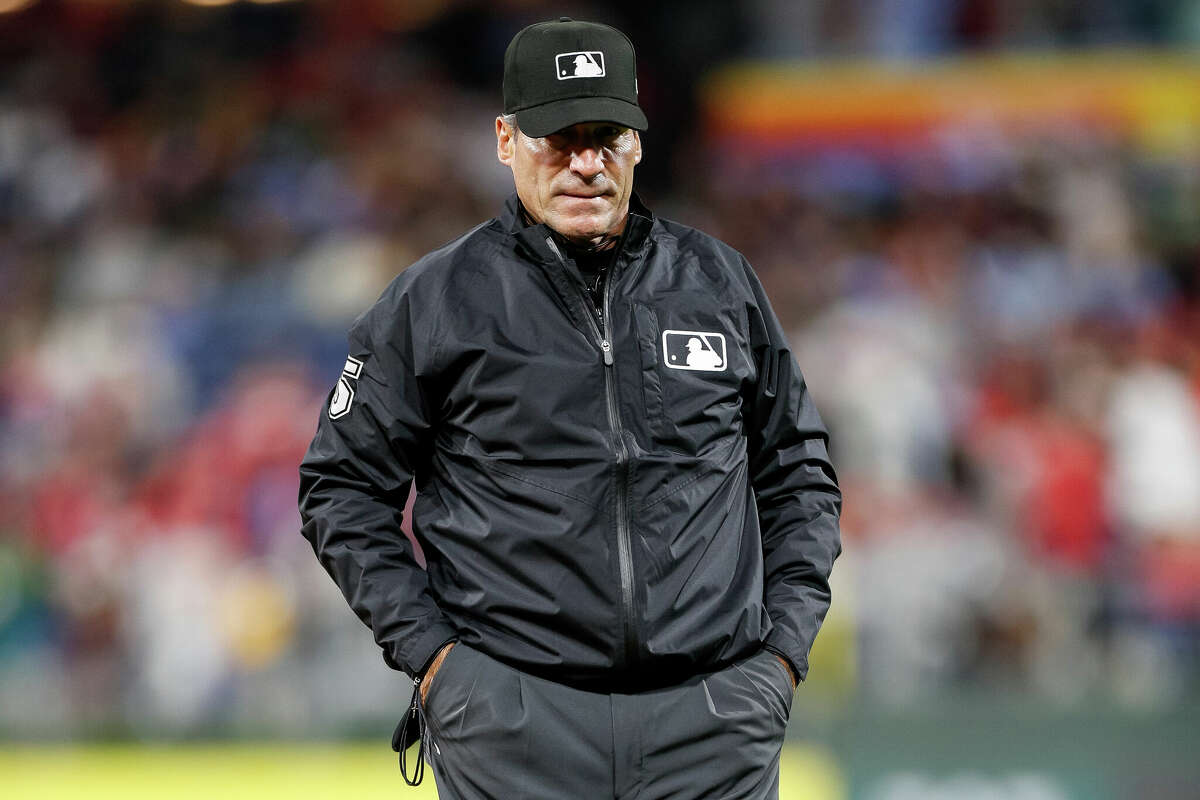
[505,191,654,264]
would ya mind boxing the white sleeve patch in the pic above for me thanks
[329,356,365,419]
[328,377,355,419]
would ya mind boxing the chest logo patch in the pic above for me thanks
[662,330,727,372]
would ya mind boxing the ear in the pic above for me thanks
[632,130,642,165]
[497,116,515,167]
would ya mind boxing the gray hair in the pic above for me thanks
[499,113,518,131]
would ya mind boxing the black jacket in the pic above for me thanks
[298,193,841,693]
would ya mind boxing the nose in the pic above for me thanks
[569,146,604,180]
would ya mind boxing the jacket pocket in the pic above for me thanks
[633,302,669,441]
[632,300,746,455]
[731,649,793,726]
[422,641,463,724]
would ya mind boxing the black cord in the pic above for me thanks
[395,678,426,786]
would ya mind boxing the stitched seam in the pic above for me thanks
[455,653,479,739]
[481,460,604,512]
[429,237,494,371]
[510,94,641,113]
[638,467,711,512]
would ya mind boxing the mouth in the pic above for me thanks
[559,190,610,200]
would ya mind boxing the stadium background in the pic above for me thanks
[1,1,1199,798]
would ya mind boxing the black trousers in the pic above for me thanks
[419,644,793,800]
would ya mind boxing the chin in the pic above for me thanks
[553,214,612,242]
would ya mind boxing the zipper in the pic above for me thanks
[545,235,638,666]
[600,262,637,667]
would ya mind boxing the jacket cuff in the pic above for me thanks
[416,636,459,681]
[384,621,460,680]
[764,630,810,683]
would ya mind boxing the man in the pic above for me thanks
[299,17,840,800]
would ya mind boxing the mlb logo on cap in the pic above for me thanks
[557,51,605,79]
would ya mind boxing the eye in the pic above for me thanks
[597,125,624,142]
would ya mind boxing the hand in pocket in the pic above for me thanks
[420,641,457,705]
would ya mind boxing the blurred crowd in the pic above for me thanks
[1,1,1198,738]
[681,137,1200,707]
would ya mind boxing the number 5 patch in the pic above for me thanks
[329,356,364,419]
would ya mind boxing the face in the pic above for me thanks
[497,118,642,248]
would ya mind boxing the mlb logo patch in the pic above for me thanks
[556,51,605,79]
[662,330,727,372]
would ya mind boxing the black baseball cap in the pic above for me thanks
[503,17,648,138]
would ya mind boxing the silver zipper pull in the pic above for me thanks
[600,339,613,366]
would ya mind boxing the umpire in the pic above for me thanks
[299,17,841,800]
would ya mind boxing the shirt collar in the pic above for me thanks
[504,191,654,262]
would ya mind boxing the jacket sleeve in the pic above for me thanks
[742,259,842,682]
[298,288,457,680]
